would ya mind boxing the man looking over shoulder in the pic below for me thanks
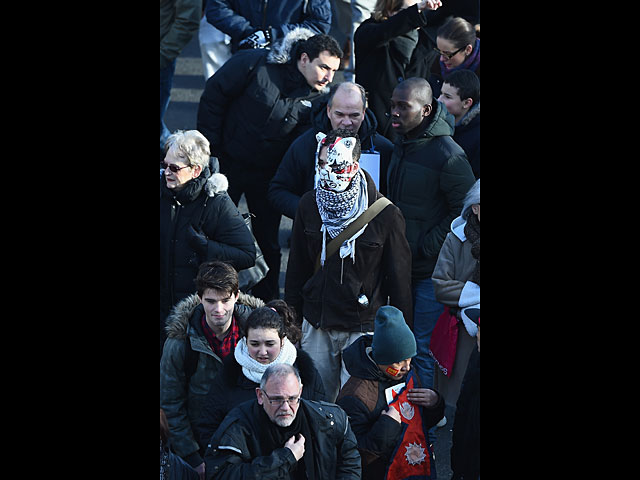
[197,29,343,302]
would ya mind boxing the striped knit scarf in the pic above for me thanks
[316,170,369,266]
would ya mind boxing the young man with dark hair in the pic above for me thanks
[160,261,264,478]
[197,30,342,302]
[437,69,480,178]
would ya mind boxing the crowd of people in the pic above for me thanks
[160,1,480,479]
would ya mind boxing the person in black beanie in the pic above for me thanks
[336,306,444,480]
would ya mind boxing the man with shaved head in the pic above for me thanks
[268,81,394,220]
[385,77,475,396]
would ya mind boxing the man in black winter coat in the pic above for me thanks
[204,364,361,479]
[197,28,342,302]
[268,81,393,220]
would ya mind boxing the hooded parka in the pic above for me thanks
[160,292,265,469]
[386,101,476,280]
[197,28,327,179]
[159,168,256,334]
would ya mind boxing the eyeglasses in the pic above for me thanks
[261,389,301,407]
[433,46,465,59]
[162,162,192,173]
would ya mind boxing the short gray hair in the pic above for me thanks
[260,364,302,390]
[461,178,480,220]
[163,129,211,170]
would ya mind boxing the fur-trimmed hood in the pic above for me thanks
[205,172,229,196]
[458,102,480,127]
[266,27,316,65]
[165,292,265,340]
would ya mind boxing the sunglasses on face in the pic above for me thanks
[162,162,191,173]
[434,46,465,59]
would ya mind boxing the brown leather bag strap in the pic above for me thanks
[314,196,392,273]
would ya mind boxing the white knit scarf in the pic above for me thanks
[234,336,298,384]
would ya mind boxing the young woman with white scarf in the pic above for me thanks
[194,300,327,453]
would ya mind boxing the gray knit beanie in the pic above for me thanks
[371,306,417,364]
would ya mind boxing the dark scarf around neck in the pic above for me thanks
[257,403,316,480]
[464,213,480,285]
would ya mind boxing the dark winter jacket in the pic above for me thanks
[160,293,265,468]
[284,169,414,331]
[205,0,331,52]
[386,100,476,279]
[204,398,361,479]
[194,347,327,452]
[197,28,327,179]
[454,103,480,179]
[336,335,444,480]
[450,348,480,477]
[267,98,394,219]
[354,4,439,140]
[159,169,256,321]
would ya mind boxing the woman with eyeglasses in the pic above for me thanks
[428,15,480,99]
[160,129,256,356]
[194,300,326,454]
[353,0,443,141]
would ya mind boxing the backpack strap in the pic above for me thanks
[315,196,391,273]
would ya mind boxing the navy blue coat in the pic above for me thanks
[267,100,394,219]
[205,0,331,52]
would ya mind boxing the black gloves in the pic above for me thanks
[238,29,271,50]
[186,224,208,257]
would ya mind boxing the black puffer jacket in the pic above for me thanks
[194,347,326,453]
[386,101,476,279]
[267,98,394,219]
[159,169,256,322]
[354,4,439,140]
[204,398,361,479]
[337,335,444,480]
[197,28,326,178]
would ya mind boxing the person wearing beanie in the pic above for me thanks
[336,306,444,480]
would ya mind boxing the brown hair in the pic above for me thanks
[194,260,239,297]
[372,0,408,21]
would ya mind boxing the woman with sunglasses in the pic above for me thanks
[353,0,443,141]
[429,16,480,99]
[160,129,256,356]
[194,299,326,453]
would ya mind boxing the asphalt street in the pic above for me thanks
[164,34,457,479]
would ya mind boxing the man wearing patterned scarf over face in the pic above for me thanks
[285,128,414,402]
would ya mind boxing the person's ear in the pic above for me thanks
[423,103,432,117]
[191,164,203,178]
[462,97,473,109]
[256,388,264,405]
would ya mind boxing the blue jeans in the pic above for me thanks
[412,277,444,390]
[160,59,177,154]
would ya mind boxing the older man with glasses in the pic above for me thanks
[204,363,361,479]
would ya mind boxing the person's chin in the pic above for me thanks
[274,414,295,427]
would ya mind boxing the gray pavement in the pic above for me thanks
[164,34,456,479]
